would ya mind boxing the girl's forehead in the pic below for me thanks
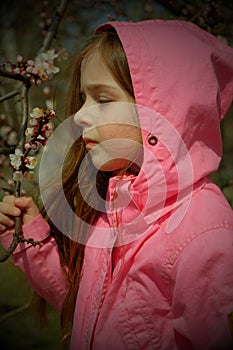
[81,50,103,70]
[80,52,115,87]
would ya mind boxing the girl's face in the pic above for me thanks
[74,50,142,172]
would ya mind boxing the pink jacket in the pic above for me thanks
[1,20,233,349]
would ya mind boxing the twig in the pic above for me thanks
[0,85,44,262]
[0,68,30,84]
[0,0,69,263]
[0,90,20,103]
[0,186,15,195]
[221,179,233,189]
[0,300,32,323]
[0,235,20,262]
[18,85,29,150]
[39,0,69,53]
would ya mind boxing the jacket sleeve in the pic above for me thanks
[170,227,233,350]
[0,214,67,312]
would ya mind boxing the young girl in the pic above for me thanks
[0,19,233,349]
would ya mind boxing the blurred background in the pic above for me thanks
[0,0,233,349]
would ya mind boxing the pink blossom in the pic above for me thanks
[43,86,50,95]
[27,59,35,66]
[26,66,34,73]
[17,55,24,63]
[12,67,20,74]
[25,141,39,151]
[57,48,68,61]
[7,179,14,185]
[48,109,55,118]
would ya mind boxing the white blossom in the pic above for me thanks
[25,156,37,170]
[13,171,23,181]
[30,107,43,118]
[9,149,23,170]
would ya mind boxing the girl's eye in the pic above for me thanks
[98,98,112,104]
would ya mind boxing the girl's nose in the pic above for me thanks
[73,105,93,128]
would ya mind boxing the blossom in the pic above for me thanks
[41,49,58,63]
[46,64,59,76]
[41,123,52,138]
[24,107,55,151]
[25,141,39,151]
[48,109,55,118]
[12,67,21,74]
[29,118,40,126]
[13,171,23,181]
[57,48,68,61]
[45,99,54,109]
[9,149,23,170]
[26,171,34,180]
[2,48,68,86]
[35,49,60,80]
[17,55,24,63]
[8,107,55,182]
[0,125,11,138]
[25,126,38,138]
[25,128,33,137]
[30,107,44,118]
[25,156,37,170]
[7,131,18,146]
[43,86,50,96]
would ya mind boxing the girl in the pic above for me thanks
[0,19,233,349]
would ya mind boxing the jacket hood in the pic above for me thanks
[95,20,233,237]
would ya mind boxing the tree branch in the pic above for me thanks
[0,68,30,84]
[18,85,29,150]
[0,300,31,323]
[0,85,40,262]
[39,0,69,53]
[0,233,20,262]
[0,90,20,103]
[0,0,70,263]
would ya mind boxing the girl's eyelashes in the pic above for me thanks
[78,91,113,106]
[98,98,112,104]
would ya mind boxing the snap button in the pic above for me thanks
[147,135,157,146]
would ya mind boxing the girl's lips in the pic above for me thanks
[83,137,98,150]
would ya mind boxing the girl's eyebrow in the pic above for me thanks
[80,83,119,93]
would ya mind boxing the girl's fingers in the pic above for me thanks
[0,223,6,231]
[0,195,39,227]
[0,199,21,217]
[0,196,18,234]
[2,195,38,217]
[0,212,15,227]
[2,195,16,205]
[14,197,39,217]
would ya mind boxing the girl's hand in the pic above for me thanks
[0,195,39,235]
